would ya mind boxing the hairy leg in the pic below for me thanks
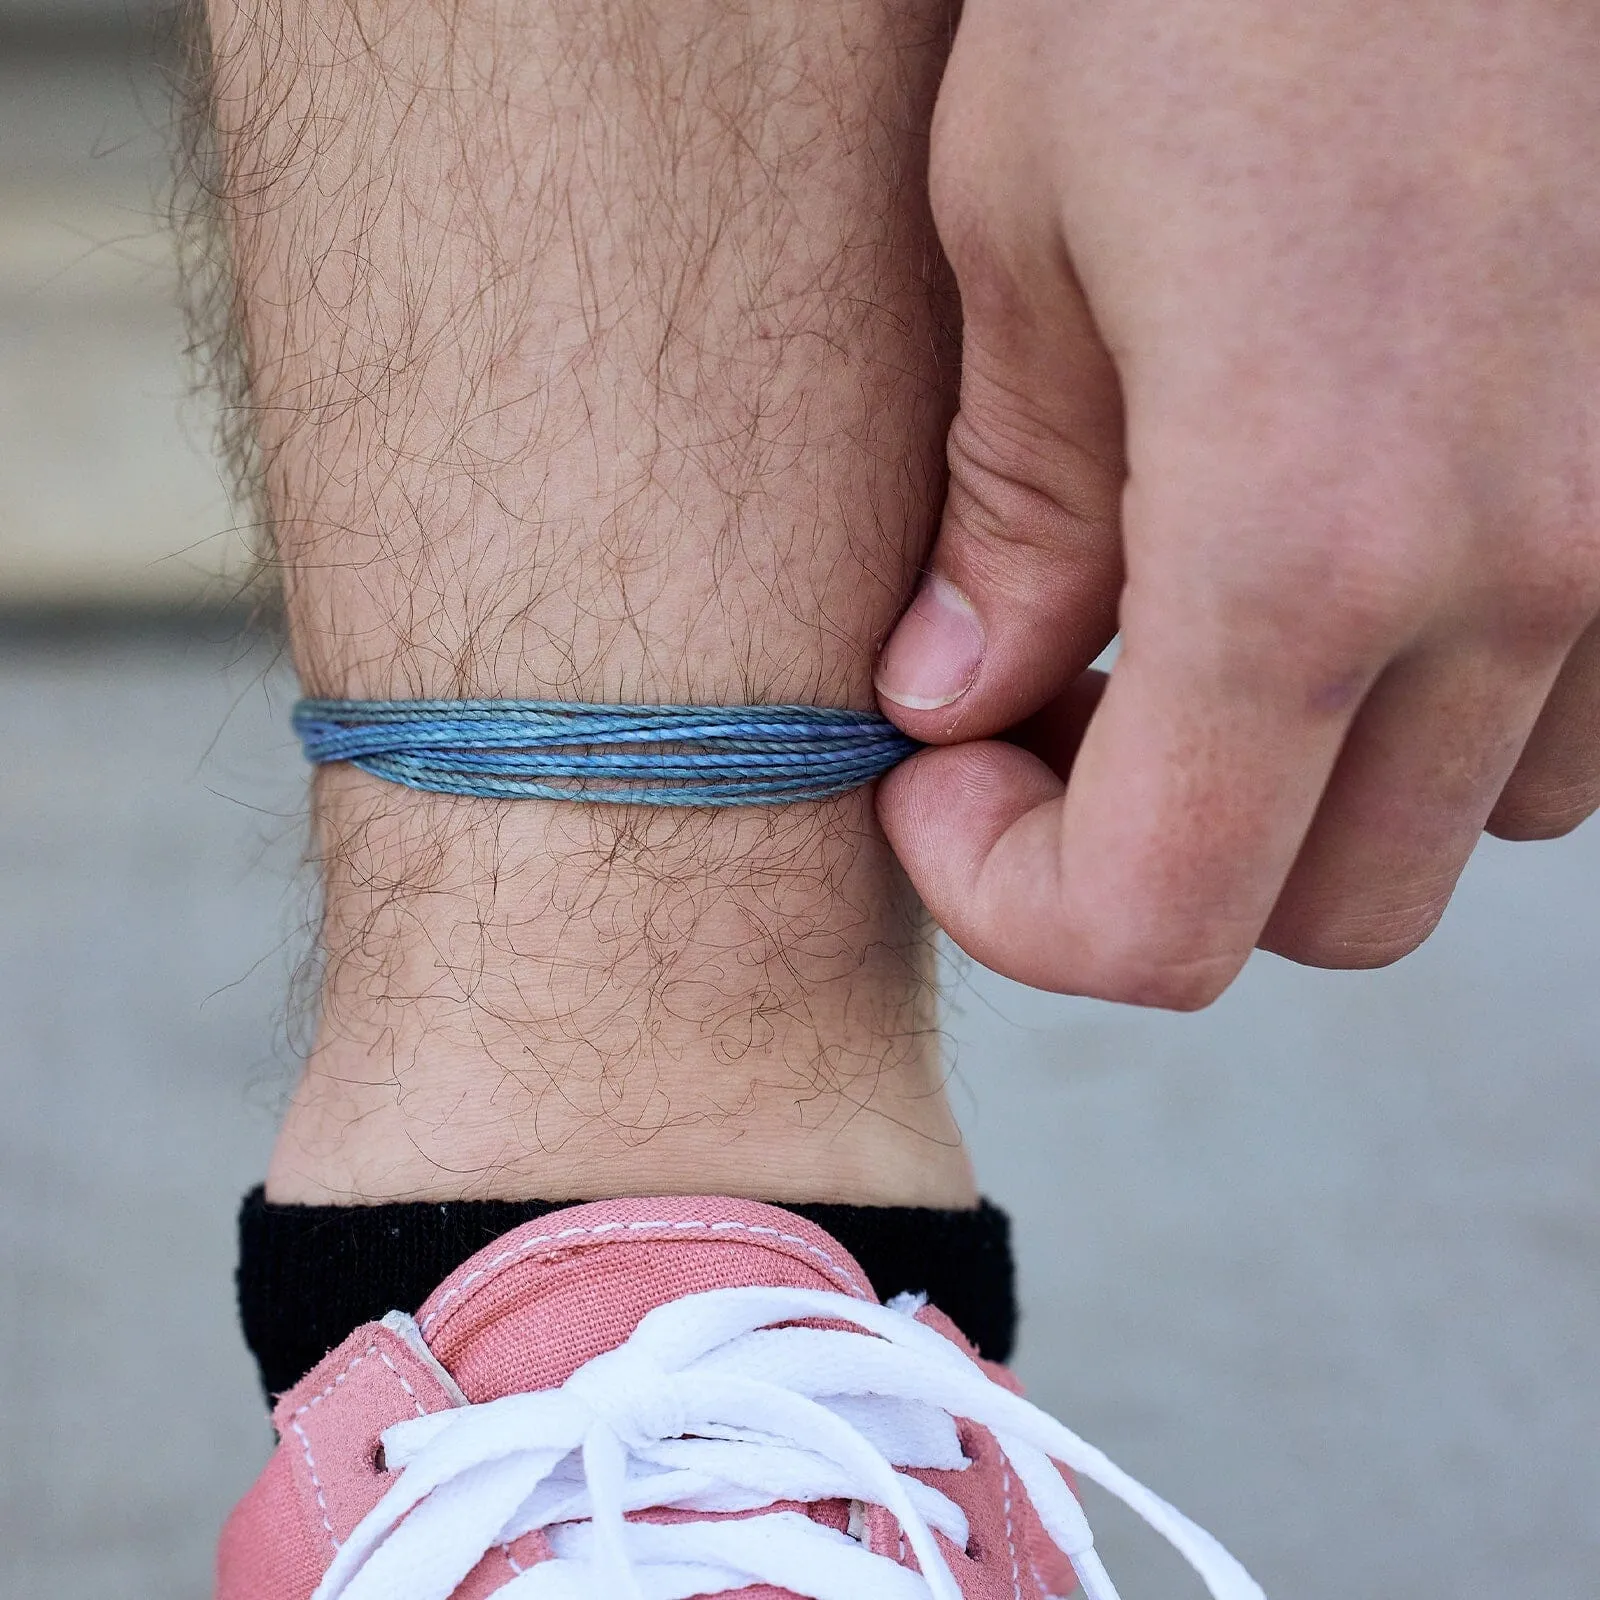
[201,0,970,1206]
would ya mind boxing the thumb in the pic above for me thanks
[875,263,1126,742]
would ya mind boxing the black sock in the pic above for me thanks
[237,1186,1016,1397]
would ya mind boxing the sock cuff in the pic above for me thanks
[237,1186,1017,1397]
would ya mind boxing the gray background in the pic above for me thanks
[2,9,1596,1598]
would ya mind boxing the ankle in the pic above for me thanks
[266,769,975,1208]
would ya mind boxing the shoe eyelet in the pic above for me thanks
[372,1443,388,1473]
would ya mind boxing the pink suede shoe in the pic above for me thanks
[218,1196,1263,1600]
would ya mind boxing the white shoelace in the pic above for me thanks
[311,1287,1267,1600]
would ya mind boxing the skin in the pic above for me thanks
[202,0,977,1206]
[876,0,1600,1006]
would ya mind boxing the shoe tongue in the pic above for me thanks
[413,1196,880,1403]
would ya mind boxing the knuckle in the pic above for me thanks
[1135,440,1482,664]
[1161,516,1438,677]
[1086,945,1240,1012]
[944,412,1120,567]
[1485,556,1600,652]
[1295,929,1425,970]
[945,411,1052,525]
[1269,900,1445,971]
[1488,780,1600,841]
[1277,547,1436,659]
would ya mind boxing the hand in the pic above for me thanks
[875,0,1600,1006]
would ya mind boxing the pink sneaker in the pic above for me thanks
[219,1196,1263,1600]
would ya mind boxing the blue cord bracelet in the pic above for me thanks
[292,699,921,806]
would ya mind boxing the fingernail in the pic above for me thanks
[875,574,985,710]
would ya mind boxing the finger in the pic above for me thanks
[874,179,1125,741]
[873,672,1105,970]
[1489,612,1600,840]
[880,613,1374,1007]
[1260,644,1565,968]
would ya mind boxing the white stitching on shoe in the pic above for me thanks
[1001,1459,1024,1600]
[288,1336,434,1552]
[375,1348,428,1418]
[290,1413,339,1552]
[416,1216,870,1335]
[289,1345,373,1417]
[1031,1556,1066,1599]
[288,1342,379,1552]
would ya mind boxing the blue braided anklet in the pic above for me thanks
[292,699,921,806]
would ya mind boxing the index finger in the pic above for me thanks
[877,598,1375,1005]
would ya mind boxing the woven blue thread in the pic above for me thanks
[292,699,921,806]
